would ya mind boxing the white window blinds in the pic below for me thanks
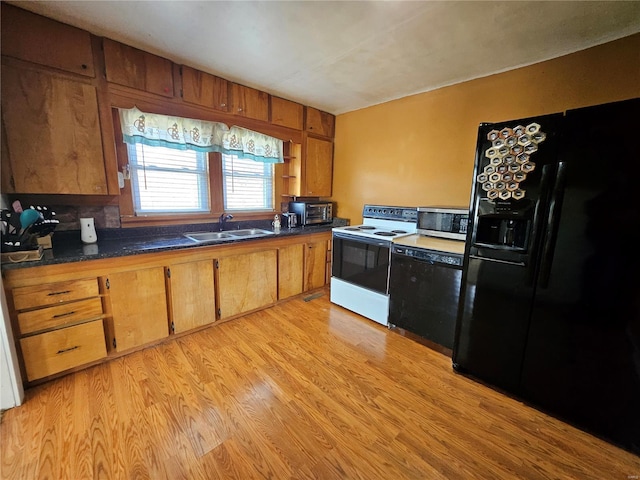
[222,154,274,211]
[127,143,209,214]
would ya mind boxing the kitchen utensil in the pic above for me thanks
[20,208,43,230]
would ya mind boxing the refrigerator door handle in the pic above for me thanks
[538,161,568,289]
[525,163,555,286]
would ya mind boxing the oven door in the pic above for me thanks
[331,232,391,294]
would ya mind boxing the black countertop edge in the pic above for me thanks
[1,218,348,271]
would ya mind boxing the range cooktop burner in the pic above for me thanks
[374,231,397,237]
[344,227,361,231]
[358,226,376,230]
[391,230,408,234]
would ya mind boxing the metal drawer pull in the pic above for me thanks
[47,290,71,296]
[52,311,76,319]
[56,346,79,354]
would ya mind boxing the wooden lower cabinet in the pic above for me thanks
[278,244,304,300]
[305,240,328,292]
[107,267,169,352]
[216,250,278,319]
[20,320,107,381]
[4,232,331,385]
[167,260,216,333]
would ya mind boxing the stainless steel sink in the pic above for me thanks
[230,228,274,237]
[184,231,235,243]
[184,228,274,243]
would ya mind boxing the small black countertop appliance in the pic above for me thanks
[288,201,333,226]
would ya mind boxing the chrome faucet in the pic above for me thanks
[219,213,233,231]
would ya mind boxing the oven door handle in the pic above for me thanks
[332,232,391,247]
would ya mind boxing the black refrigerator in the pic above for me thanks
[453,98,640,455]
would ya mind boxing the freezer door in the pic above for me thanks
[520,98,640,455]
[453,256,536,392]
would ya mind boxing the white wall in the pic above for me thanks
[1,194,24,409]
[0,276,24,410]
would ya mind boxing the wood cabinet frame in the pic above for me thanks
[3,231,331,386]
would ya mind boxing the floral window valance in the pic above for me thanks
[119,107,283,163]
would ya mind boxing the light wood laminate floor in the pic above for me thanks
[2,290,639,479]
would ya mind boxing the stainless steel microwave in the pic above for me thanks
[417,207,469,240]
[288,201,333,226]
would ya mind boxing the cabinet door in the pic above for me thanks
[270,96,303,130]
[304,136,333,197]
[217,250,277,319]
[108,267,169,352]
[1,3,95,77]
[103,38,174,97]
[168,260,216,333]
[181,65,228,111]
[230,83,269,122]
[305,241,328,291]
[278,244,304,300]
[1,64,108,194]
[305,107,335,137]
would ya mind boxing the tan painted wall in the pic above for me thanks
[332,33,640,223]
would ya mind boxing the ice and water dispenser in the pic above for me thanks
[475,215,529,249]
[473,198,532,251]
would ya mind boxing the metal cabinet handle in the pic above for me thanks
[57,346,79,354]
[52,311,76,319]
[47,290,71,296]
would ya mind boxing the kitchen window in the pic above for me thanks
[222,154,274,211]
[117,107,283,220]
[127,143,210,214]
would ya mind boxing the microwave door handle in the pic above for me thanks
[538,161,567,289]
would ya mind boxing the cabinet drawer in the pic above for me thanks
[20,319,107,381]
[13,278,99,310]
[18,297,103,335]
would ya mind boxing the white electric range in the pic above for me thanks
[330,205,417,325]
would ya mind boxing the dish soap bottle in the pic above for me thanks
[272,214,281,233]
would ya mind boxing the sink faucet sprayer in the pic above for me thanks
[219,213,233,231]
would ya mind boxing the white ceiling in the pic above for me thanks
[9,1,640,115]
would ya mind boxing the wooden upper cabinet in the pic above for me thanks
[304,136,333,197]
[1,64,109,195]
[270,96,303,130]
[181,65,229,112]
[1,4,95,77]
[230,83,269,122]
[305,107,335,138]
[103,38,174,97]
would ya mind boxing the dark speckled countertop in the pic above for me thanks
[1,218,347,271]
